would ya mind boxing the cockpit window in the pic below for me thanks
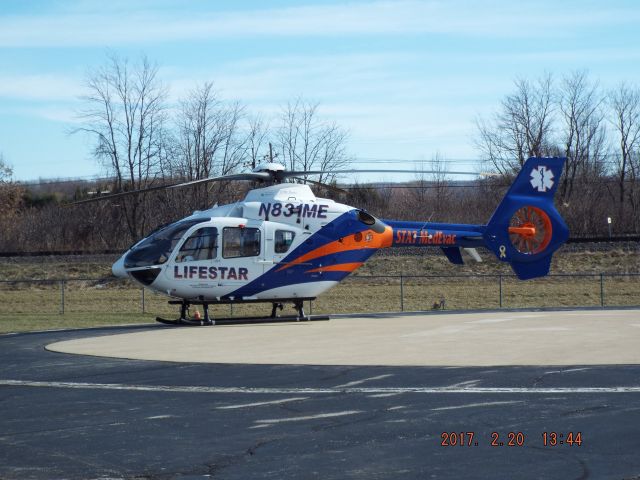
[176,227,218,262]
[223,227,261,258]
[124,218,208,268]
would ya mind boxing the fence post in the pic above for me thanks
[400,274,404,312]
[60,280,65,315]
[499,275,503,308]
[600,273,605,307]
[141,288,146,314]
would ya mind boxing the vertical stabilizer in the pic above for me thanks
[484,157,569,279]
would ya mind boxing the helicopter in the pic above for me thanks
[83,157,568,325]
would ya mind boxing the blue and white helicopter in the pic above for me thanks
[98,157,568,325]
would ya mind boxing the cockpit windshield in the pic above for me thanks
[124,218,209,268]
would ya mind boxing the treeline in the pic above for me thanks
[1,65,639,253]
[0,171,631,253]
[70,55,350,242]
[476,72,640,234]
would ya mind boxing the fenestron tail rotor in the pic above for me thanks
[508,206,553,255]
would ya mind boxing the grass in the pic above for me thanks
[0,249,639,334]
[0,313,157,334]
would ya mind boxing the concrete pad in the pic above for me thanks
[46,309,640,366]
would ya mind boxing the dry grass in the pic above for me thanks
[0,250,639,334]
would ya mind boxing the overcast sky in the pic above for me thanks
[1,0,639,181]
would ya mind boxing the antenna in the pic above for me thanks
[264,142,278,163]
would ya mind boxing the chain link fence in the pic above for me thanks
[0,273,638,318]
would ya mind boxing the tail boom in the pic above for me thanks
[381,157,569,280]
[384,221,485,249]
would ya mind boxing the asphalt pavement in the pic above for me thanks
[1,314,640,479]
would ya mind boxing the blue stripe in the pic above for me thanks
[227,210,376,298]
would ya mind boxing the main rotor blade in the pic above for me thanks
[290,177,350,195]
[66,172,272,206]
[168,172,272,189]
[283,169,496,179]
[66,181,182,206]
[66,166,497,206]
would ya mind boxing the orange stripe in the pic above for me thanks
[305,262,364,274]
[277,226,393,272]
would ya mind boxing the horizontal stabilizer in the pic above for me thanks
[441,247,464,265]
[464,248,482,263]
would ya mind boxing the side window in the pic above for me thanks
[275,230,296,253]
[223,227,261,258]
[176,227,218,262]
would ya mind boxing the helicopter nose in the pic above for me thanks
[112,255,128,279]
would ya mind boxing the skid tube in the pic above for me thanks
[156,298,329,326]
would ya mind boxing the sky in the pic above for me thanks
[0,0,639,182]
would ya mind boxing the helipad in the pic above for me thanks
[47,309,640,366]
[4,311,640,479]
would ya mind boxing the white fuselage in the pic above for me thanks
[114,183,361,302]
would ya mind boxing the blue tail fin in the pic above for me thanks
[484,157,569,280]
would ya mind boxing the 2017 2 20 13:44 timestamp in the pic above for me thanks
[440,431,583,447]
[542,431,583,446]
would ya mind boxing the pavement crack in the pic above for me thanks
[205,454,244,478]
[246,439,270,456]
[528,445,590,480]
[561,404,609,417]
[206,438,278,477]
[317,367,359,383]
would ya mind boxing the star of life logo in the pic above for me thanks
[530,166,554,192]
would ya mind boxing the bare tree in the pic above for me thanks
[0,153,23,222]
[245,115,269,170]
[175,82,248,208]
[609,82,640,225]
[558,71,607,201]
[408,153,451,219]
[276,98,350,183]
[476,74,556,174]
[74,54,169,240]
[0,152,10,181]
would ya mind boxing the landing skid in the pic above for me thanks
[155,314,329,326]
[155,298,327,326]
[155,316,209,326]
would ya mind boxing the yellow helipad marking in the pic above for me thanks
[46,310,640,366]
